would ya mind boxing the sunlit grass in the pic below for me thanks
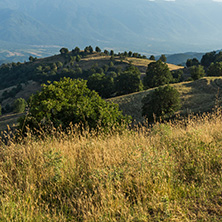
[1,110,222,221]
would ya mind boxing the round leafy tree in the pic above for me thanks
[87,73,115,98]
[142,85,181,122]
[207,62,222,76]
[143,60,173,89]
[19,78,130,133]
[115,65,143,96]
[190,65,205,80]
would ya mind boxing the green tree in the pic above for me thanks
[143,60,173,88]
[207,62,222,76]
[19,78,130,133]
[171,69,183,83]
[115,65,143,95]
[110,50,114,56]
[87,73,115,98]
[60,48,69,54]
[149,55,155,60]
[190,65,205,80]
[186,58,199,67]
[201,51,216,67]
[95,46,101,53]
[29,56,34,62]
[13,98,27,113]
[142,85,181,122]
[0,104,1,116]
[104,50,109,55]
[72,47,80,54]
[159,54,167,63]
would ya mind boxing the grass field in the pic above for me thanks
[0,110,222,221]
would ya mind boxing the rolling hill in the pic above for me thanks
[0,51,183,131]
[109,77,222,122]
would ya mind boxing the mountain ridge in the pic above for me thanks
[1,0,222,56]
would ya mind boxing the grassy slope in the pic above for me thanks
[0,54,183,131]
[1,77,221,130]
[109,77,222,122]
[1,111,222,221]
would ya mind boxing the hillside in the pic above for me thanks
[1,76,222,131]
[109,77,222,122]
[0,51,183,131]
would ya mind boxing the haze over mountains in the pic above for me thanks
[1,0,222,62]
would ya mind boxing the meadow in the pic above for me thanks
[0,110,222,221]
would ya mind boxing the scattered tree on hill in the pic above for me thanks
[186,58,199,67]
[159,54,167,63]
[171,69,183,83]
[133,52,138,58]
[110,50,114,56]
[201,51,216,67]
[143,60,173,89]
[95,46,101,53]
[13,98,27,113]
[84,46,93,54]
[60,48,69,54]
[149,55,155,60]
[142,85,181,122]
[190,65,205,80]
[115,65,143,96]
[128,51,132,57]
[19,78,130,133]
[72,47,80,54]
[87,73,115,98]
[207,62,222,76]
[29,56,34,62]
[104,50,109,55]
[0,104,1,116]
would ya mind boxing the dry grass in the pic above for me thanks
[0,111,222,221]
[126,57,183,71]
[110,77,222,122]
[0,113,24,131]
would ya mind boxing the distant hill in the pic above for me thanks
[0,8,74,46]
[1,0,222,59]
[166,52,205,66]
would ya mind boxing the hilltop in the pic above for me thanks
[0,50,183,131]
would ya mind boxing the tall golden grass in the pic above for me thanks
[0,111,222,221]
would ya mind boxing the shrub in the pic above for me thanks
[115,65,143,96]
[13,98,27,113]
[143,60,173,89]
[19,78,130,133]
[190,65,205,80]
[142,85,181,122]
[207,62,222,76]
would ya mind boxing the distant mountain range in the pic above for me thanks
[1,0,222,63]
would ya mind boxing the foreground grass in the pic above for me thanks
[1,112,222,221]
